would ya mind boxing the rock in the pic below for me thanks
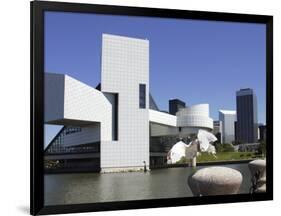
[248,159,266,193]
[188,173,201,196]
[248,159,266,179]
[255,184,266,193]
[258,176,266,184]
[188,167,243,196]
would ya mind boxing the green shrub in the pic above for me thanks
[216,143,235,152]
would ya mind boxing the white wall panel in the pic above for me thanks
[101,34,150,170]
[64,75,112,141]
[44,73,113,142]
[149,109,177,127]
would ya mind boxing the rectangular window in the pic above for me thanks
[139,84,146,109]
[113,94,118,140]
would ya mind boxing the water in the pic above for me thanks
[44,163,251,205]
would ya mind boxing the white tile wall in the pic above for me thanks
[45,73,113,142]
[64,75,113,142]
[101,34,150,169]
[149,109,177,127]
[176,104,213,129]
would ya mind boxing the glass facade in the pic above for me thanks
[236,89,258,143]
[45,126,100,154]
[44,126,101,173]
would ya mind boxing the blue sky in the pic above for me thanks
[44,11,266,146]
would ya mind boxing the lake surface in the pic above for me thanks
[44,163,251,205]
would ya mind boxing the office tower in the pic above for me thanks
[213,120,222,143]
[259,124,266,141]
[219,110,236,144]
[236,88,258,143]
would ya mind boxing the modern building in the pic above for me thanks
[219,110,236,144]
[169,99,186,115]
[213,120,222,143]
[236,88,258,143]
[258,124,266,141]
[44,34,213,172]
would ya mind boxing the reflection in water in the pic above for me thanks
[44,163,251,205]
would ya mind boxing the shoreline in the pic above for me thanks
[45,159,256,174]
[150,159,253,170]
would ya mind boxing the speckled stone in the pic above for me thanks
[255,184,266,193]
[188,167,243,196]
[248,159,266,179]
[248,159,266,193]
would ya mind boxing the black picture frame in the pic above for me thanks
[30,1,273,215]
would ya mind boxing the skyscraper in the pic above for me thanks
[219,110,236,144]
[213,120,222,143]
[236,88,258,143]
[169,99,186,115]
[258,124,266,141]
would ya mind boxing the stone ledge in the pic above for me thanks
[101,166,149,173]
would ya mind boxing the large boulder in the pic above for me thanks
[248,159,266,193]
[188,167,243,196]
[248,159,266,179]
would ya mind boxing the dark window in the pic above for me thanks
[139,84,146,109]
[113,94,118,140]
